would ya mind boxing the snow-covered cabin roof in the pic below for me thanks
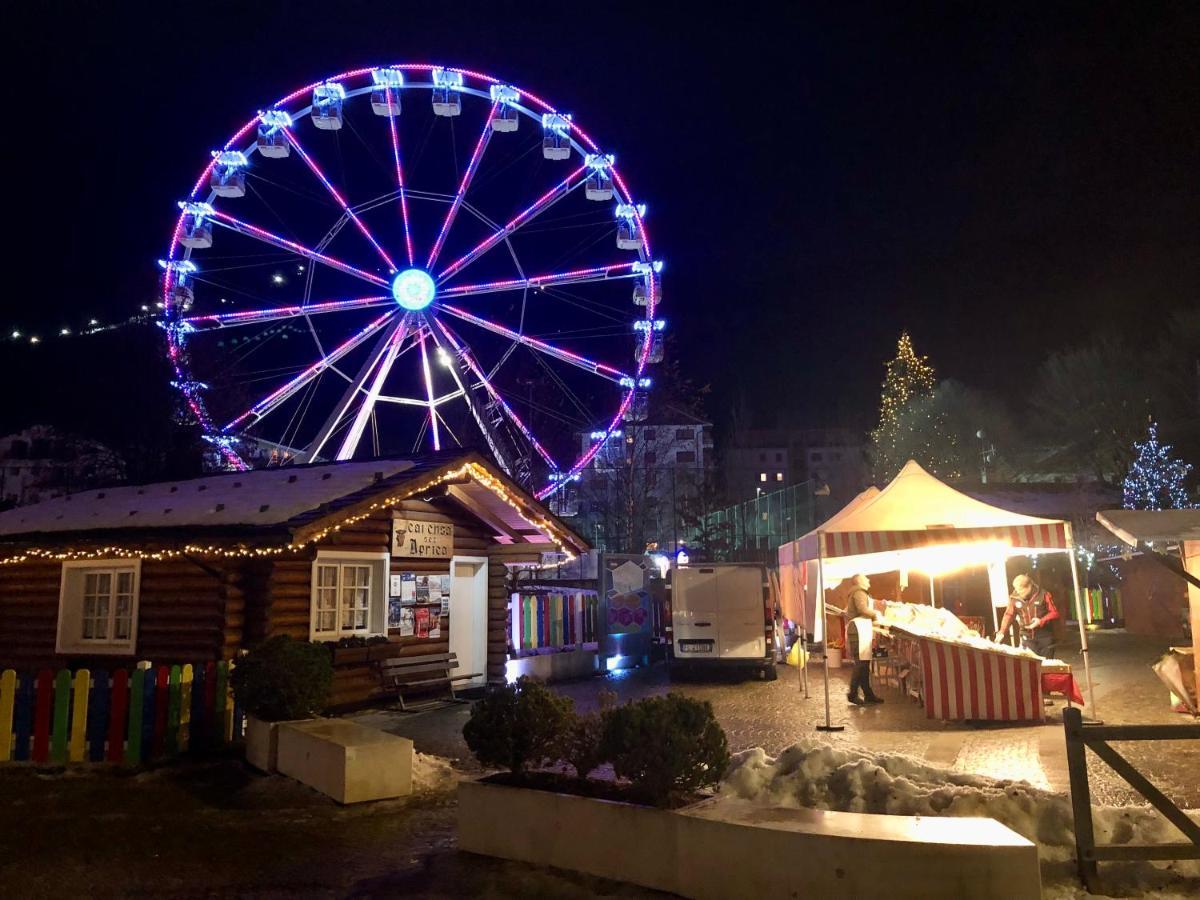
[0,451,590,558]
[0,459,419,536]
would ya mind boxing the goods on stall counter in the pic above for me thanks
[878,600,1040,659]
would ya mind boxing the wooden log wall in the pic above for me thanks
[484,543,552,685]
[0,555,233,670]
[319,499,498,707]
[0,558,61,669]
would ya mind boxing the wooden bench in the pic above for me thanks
[377,652,482,712]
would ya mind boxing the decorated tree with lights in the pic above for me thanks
[869,331,936,480]
[1122,421,1194,510]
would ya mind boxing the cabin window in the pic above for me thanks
[310,551,387,640]
[56,559,141,655]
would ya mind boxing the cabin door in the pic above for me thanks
[449,556,488,688]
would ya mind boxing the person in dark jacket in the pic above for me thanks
[844,574,883,705]
[996,574,1059,658]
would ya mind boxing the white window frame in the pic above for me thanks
[56,558,142,655]
[309,550,388,641]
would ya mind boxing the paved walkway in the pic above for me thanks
[354,630,1198,808]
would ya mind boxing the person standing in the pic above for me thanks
[996,573,1059,658]
[844,574,883,705]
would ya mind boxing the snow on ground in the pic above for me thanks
[721,740,1199,898]
[412,751,458,793]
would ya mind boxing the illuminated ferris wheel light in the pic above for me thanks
[392,268,436,311]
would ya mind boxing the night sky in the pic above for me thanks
[2,2,1196,451]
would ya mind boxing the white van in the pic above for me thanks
[668,563,776,679]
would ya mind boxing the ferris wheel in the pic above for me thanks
[159,64,663,503]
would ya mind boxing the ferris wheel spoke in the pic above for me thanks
[436,304,629,384]
[436,164,589,283]
[426,102,500,270]
[284,128,398,272]
[207,210,390,288]
[182,295,392,331]
[334,317,412,461]
[386,106,416,267]
[224,310,396,432]
[429,318,559,473]
[438,262,642,300]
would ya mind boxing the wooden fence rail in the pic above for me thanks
[0,662,241,765]
[1063,706,1200,892]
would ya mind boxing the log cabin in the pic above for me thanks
[0,451,589,706]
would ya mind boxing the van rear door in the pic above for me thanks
[717,567,767,659]
[672,567,719,659]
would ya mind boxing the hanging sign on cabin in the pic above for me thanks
[392,516,454,559]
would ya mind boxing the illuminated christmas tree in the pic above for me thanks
[1122,421,1193,510]
[870,331,936,479]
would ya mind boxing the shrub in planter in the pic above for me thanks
[601,693,730,807]
[561,689,616,780]
[231,635,333,722]
[463,676,573,776]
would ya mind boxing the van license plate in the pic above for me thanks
[679,641,713,654]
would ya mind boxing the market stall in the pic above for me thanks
[1096,508,1200,714]
[778,460,1096,726]
[880,601,1085,722]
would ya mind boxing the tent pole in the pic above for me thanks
[815,540,843,732]
[796,563,810,699]
[1067,537,1098,717]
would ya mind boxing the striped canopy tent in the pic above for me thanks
[781,460,1096,725]
[803,460,1071,563]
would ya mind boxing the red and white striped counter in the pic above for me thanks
[891,628,1044,722]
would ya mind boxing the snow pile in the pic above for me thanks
[721,741,1199,896]
[411,751,457,793]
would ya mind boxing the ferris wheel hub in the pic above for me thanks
[391,267,436,311]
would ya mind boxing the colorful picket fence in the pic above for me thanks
[0,661,241,765]
[511,590,599,652]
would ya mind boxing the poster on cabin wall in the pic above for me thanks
[398,607,415,637]
[392,516,454,559]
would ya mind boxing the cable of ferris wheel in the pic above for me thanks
[528,346,593,422]
[207,210,391,289]
[436,165,589,283]
[284,127,397,272]
[430,316,559,471]
[436,303,628,383]
[223,309,396,431]
[427,102,499,270]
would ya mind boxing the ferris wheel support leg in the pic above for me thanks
[224,311,395,432]
[418,329,442,452]
[426,317,519,477]
[306,317,407,462]
[335,317,412,461]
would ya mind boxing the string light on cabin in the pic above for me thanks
[0,463,581,566]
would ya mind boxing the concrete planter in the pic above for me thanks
[276,718,413,804]
[457,781,1040,900]
[244,714,310,773]
[505,647,598,683]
